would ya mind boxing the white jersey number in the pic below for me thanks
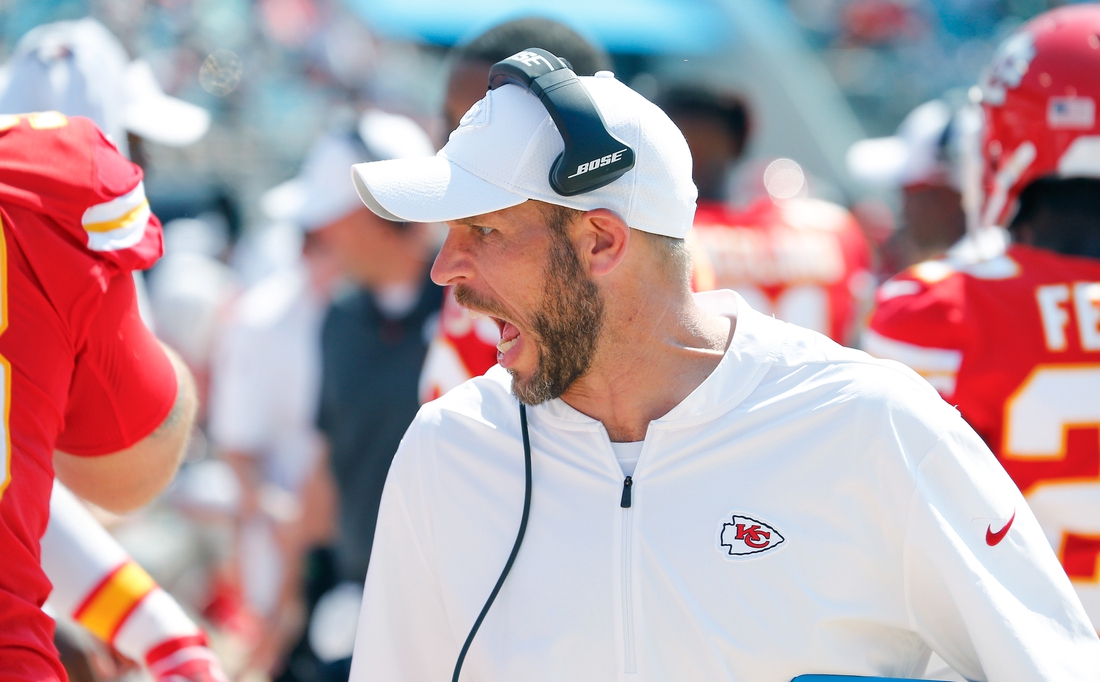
[1002,364,1100,626]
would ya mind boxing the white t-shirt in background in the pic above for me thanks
[610,441,643,478]
[209,266,324,493]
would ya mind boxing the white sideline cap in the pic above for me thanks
[0,18,209,156]
[123,59,210,147]
[264,110,435,231]
[351,73,698,239]
[847,99,955,189]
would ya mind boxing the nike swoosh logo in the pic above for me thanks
[986,510,1016,546]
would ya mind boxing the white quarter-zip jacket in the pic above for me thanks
[350,291,1099,681]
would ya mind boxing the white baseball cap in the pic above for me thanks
[123,59,210,147]
[351,72,698,239]
[847,100,956,190]
[263,110,435,231]
[0,18,210,156]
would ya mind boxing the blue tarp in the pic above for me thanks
[342,0,731,54]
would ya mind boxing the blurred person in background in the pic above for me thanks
[213,110,436,680]
[660,85,873,347]
[420,16,612,402]
[440,16,612,137]
[206,132,343,675]
[847,98,976,269]
[866,3,1100,637]
[147,217,237,404]
[0,17,228,682]
[0,17,210,162]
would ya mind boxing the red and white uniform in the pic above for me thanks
[419,197,873,403]
[691,198,873,345]
[43,483,227,681]
[0,112,178,680]
[867,243,1100,627]
[419,287,500,403]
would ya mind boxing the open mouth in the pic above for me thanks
[495,318,520,355]
[458,294,526,368]
[472,313,521,367]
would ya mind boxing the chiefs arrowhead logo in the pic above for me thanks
[980,31,1036,106]
[719,514,785,558]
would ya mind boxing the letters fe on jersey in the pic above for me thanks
[719,514,785,557]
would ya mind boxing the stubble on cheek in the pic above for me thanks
[449,227,604,406]
[511,233,604,405]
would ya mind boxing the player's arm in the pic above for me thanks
[863,268,969,400]
[54,345,195,513]
[52,270,197,513]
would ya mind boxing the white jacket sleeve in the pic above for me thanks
[903,422,1100,681]
[349,422,458,682]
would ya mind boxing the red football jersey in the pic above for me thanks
[419,286,501,403]
[0,113,178,680]
[867,243,1100,627]
[691,198,873,345]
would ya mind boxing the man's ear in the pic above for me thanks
[576,209,629,278]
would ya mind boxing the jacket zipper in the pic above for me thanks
[620,475,636,673]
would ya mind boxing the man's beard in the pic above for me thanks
[455,231,604,405]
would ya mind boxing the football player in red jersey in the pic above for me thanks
[688,196,873,346]
[0,112,197,680]
[866,4,1100,629]
[651,86,874,346]
[0,19,225,682]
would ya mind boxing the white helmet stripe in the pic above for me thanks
[982,141,1036,227]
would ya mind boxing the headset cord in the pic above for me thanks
[452,402,533,682]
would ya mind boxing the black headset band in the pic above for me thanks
[488,48,636,196]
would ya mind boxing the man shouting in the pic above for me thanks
[346,52,1098,681]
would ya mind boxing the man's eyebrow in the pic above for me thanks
[454,216,499,229]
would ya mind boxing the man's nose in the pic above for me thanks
[430,230,471,286]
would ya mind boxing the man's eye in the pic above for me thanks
[475,226,494,236]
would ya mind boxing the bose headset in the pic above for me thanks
[451,48,636,682]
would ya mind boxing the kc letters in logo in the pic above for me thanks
[719,514,785,557]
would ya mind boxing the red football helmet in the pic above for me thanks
[978,4,1100,228]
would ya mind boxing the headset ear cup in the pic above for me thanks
[489,47,635,196]
[548,153,568,195]
[550,142,636,196]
